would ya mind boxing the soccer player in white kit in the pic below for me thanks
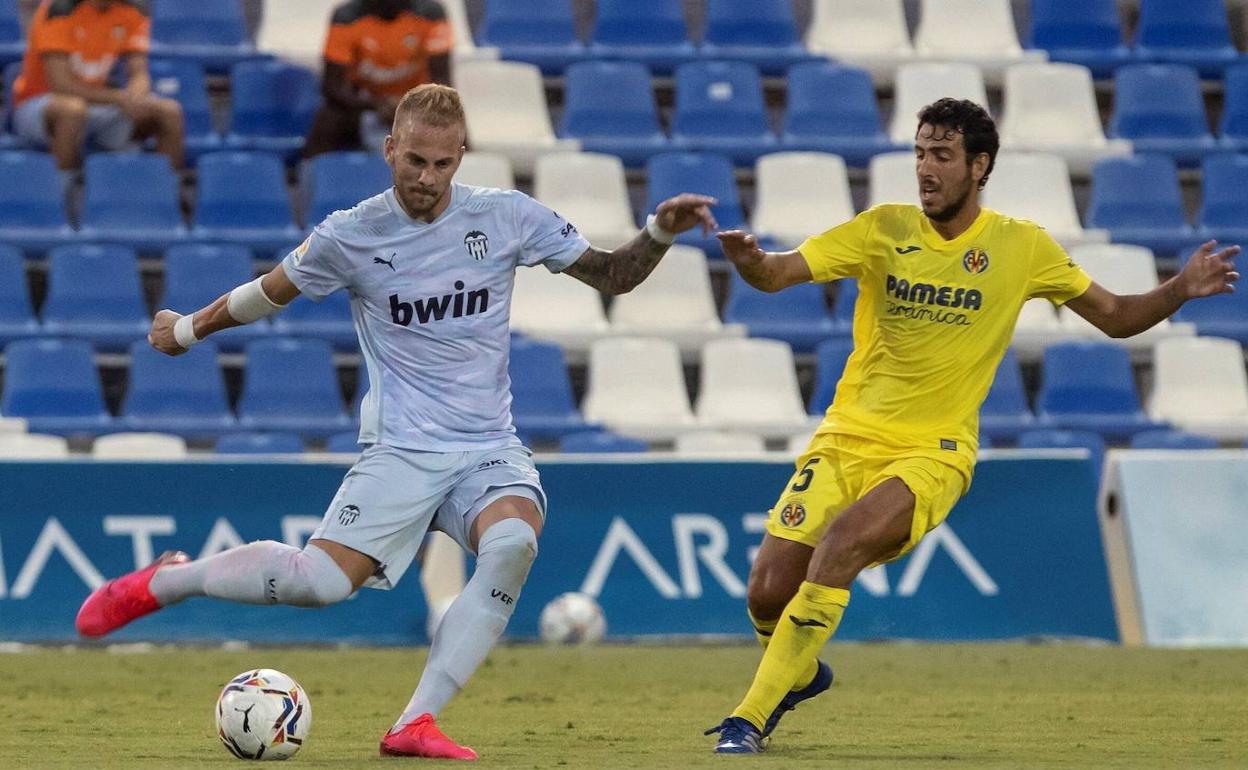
[76,84,720,760]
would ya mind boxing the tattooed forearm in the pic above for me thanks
[563,231,671,295]
[734,257,785,293]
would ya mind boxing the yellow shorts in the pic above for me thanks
[767,433,970,562]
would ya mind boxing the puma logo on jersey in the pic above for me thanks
[374,253,396,271]
[390,281,490,325]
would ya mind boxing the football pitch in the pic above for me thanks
[2,643,1244,768]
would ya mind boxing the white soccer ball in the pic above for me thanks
[215,668,312,761]
[539,592,607,644]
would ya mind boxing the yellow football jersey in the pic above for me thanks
[800,204,1092,477]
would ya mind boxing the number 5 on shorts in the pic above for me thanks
[791,458,820,492]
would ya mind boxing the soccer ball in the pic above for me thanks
[215,669,312,761]
[539,592,606,644]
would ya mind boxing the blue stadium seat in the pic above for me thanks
[122,340,237,437]
[148,58,222,162]
[1197,154,1248,245]
[0,150,74,252]
[0,0,22,67]
[980,349,1037,442]
[1017,428,1106,484]
[1027,0,1131,78]
[0,61,32,149]
[560,430,648,453]
[78,152,187,251]
[508,335,592,440]
[832,279,858,332]
[645,152,744,259]
[1109,64,1217,165]
[41,244,149,351]
[192,151,302,252]
[304,151,392,225]
[2,338,113,435]
[559,60,670,167]
[781,62,897,167]
[807,337,854,416]
[225,60,318,160]
[476,0,585,75]
[724,271,835,353]
[1133,0,1239,78]
[161,243,270,352]
[588,0,696,74]
[1037,341,1164,440]
[325,431,362,453]
[699,0,815,76]
[1173,260,1248,344]
[272,292,358,352]
[1086,155,1196,256]
[237,338,353,437]
[670,60,778,165]
[216,432,305,454]
[0,244,38,345]
[149,0,263,74]
[1220,62,1248,151]
[1130,429,1220,449]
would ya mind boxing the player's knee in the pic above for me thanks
[746,580,791,622]
[266,541,354,608]
[48,96,88,124]
[478,517,538,568]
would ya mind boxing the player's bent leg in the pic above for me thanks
[807,477,916,589]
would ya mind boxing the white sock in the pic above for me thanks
[396,519,537,726]
[149,541,354,608]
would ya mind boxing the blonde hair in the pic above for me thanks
[394,84,466,131]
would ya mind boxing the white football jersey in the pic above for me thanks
[282,184,591,451]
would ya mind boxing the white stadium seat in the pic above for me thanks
[256,0,337,69]
[511,266,610,360]
[0,432,70,458]
[982,152,1109,249]
[805,0,915,85]
[455,151,516,189]
[534,152,637,249]
[454,60,579,176]
[1000,62,1132,176]
[752,152,856,249]
[0,416,27,433]
[674,431,767,455]
[608,245,745,358]
[92,432,188,459]
[868,151,919,208]
[890,62,989,144]
[582,337,697,441]
[1149,337,1248,442]
[441,0,499,63]
[913,0,1045,84]
[1059,244,1194,348]
[1011,298,1070,361]
[696,338,810,438]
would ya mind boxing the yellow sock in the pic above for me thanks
[732,582,849,730]
[747,609,819,691]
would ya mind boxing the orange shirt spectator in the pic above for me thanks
[324,0,453,100]
[15,0,149,104]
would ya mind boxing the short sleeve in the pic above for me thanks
[323,21,355,66]
[512,193,592,273]
[281,225,352,301]
[123,9,150,54]
[33,14,75,54]
[797,209,875,283]
[1026,228,1092,306]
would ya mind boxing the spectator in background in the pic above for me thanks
[303,0,452,158]
[12,0,184,170]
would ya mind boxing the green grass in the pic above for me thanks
[1,643,1245,768]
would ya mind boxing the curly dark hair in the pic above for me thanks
[915,98,999,190]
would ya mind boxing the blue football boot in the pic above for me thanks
[704,716,763,754]
[763,660,834,737]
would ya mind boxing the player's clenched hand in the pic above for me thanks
[1177,240,1240,299]
[716,230,766,268]
[654,194,719,236]
[149,309,189,356]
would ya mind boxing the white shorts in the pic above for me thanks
[309,440,546,590]
[13,93,134,151]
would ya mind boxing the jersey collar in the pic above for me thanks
[918,206,992,251]
[386,184,462,226]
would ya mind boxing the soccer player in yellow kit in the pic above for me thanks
[705,98,1241,753]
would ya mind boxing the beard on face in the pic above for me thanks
[923,180,972,223]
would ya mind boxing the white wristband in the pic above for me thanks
[645,214,676,245]
[173,313,199,349]
[227,276,286,324]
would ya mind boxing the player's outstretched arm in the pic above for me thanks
[717,230,813,293]
[562,194,718,295]
[1065,240,1240,339]
[148,266,301,356]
